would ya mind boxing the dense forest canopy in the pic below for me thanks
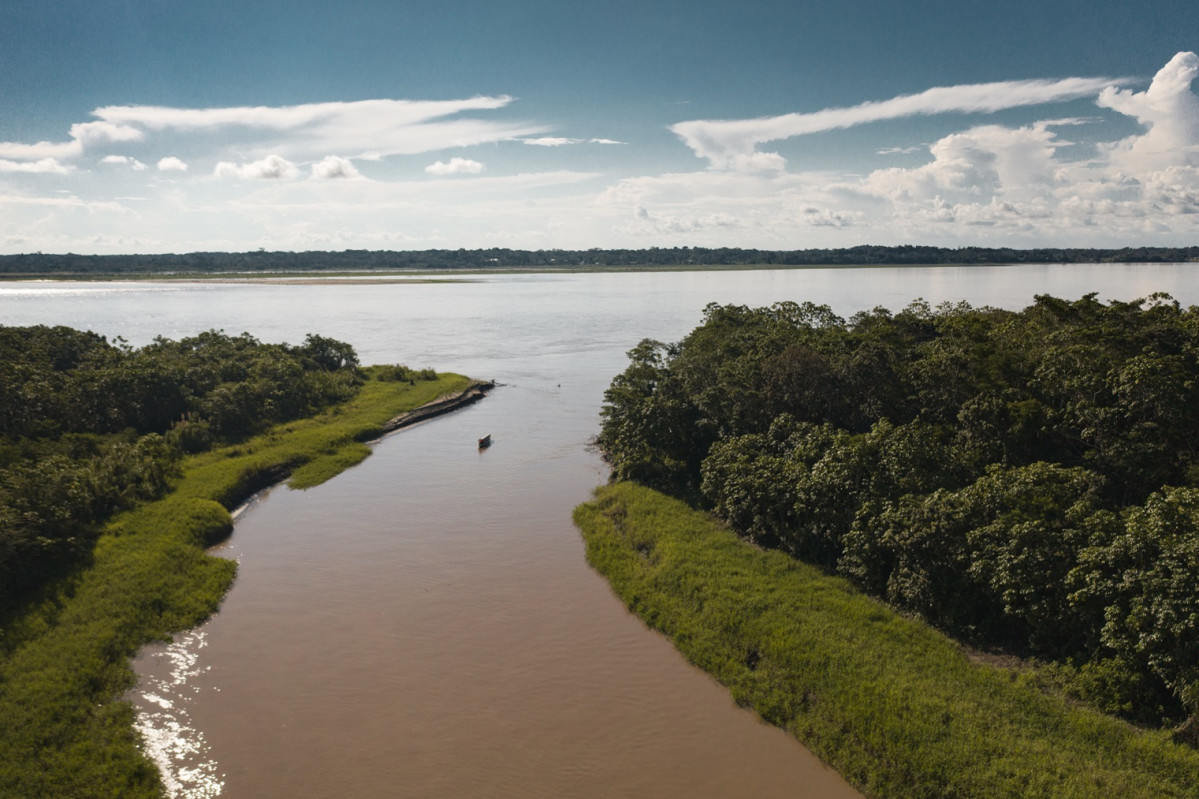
[0,246,1197,275]
[0,326,365,610]
[597,293,1199,733]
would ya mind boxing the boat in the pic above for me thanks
[478,434,492,449]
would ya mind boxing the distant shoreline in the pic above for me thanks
[0,245,1195,281]
[2,260,1197,283]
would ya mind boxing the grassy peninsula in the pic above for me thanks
[575,482,1199,798]
[583,294,1199,796]
[0,333,477,797]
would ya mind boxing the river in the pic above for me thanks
[2,263,1195,798]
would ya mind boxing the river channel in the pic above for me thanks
[2,263,1196,798]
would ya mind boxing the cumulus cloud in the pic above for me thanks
[863,122,1064,204]
[1097,50,1199,170]
[0,158,72,174]
[69,121,143,147]
[214,155,298,180]
[101,155,147,170]
[425,157,485,175]
[672,74,1131,170]
[157,156,188,172]
[310,155,362,179]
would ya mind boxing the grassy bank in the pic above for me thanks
[0,370,475,798]
[574,482,1199,799]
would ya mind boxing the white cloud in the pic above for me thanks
[0,158,73,174]
[69,121,143,147]
[729,152,788,173]
[101,155,148,170]
[524,137,577,146]
[862,122,1063,204]
[1097,50,1199,171]
[91,97,545,161]
[0,121,142,161]
[522,136,625,146]
[425,157,485,175]
[672,74,1131,170]
[0,192,129,212]
[310,155,362,180]
[4,55,1199,252]
[214,155,298,180]
[0,96,546,182]
[157,156,189,172]
[95,97,511,131]
[592,52,1199,245]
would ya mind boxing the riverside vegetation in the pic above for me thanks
[580,293,1199,796]
[0,325,472,797]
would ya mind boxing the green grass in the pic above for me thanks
[574,482,1199,799]
[0,371,473,798]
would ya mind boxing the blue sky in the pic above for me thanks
[1,0,1197,253]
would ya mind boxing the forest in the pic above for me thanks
[0,245,1197,276]
[0,326,364,610]
[596,293,1199,734]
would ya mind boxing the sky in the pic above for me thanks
[1,0,1197,254]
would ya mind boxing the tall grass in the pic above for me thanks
[574,482,1199,799]
[0,371,473,798]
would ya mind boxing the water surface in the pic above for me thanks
[4,264,1195,798]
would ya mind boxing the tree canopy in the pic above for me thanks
[0,326,363,610]
[597,293,1199,733]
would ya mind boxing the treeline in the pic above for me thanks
[0,326,368,609]
[1,245,1198,275]
[597,294,1199,733]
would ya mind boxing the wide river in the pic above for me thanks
[2,264,1196,798]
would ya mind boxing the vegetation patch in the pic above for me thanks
[597,295,1199,731]
[0,326,473,798]
[575,482,1199,798]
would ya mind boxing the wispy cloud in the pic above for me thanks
[425,157,485,175]
[671,75,1133,169]
[0,158,73,174]
[94,97,545,161]
[522,136,625,146]
[0,97,546,176]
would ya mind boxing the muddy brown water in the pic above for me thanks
[133,385,861,797]
[7,265,1196,797]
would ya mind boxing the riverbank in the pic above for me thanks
[574,482,1199,799]
[0,371,484,798]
